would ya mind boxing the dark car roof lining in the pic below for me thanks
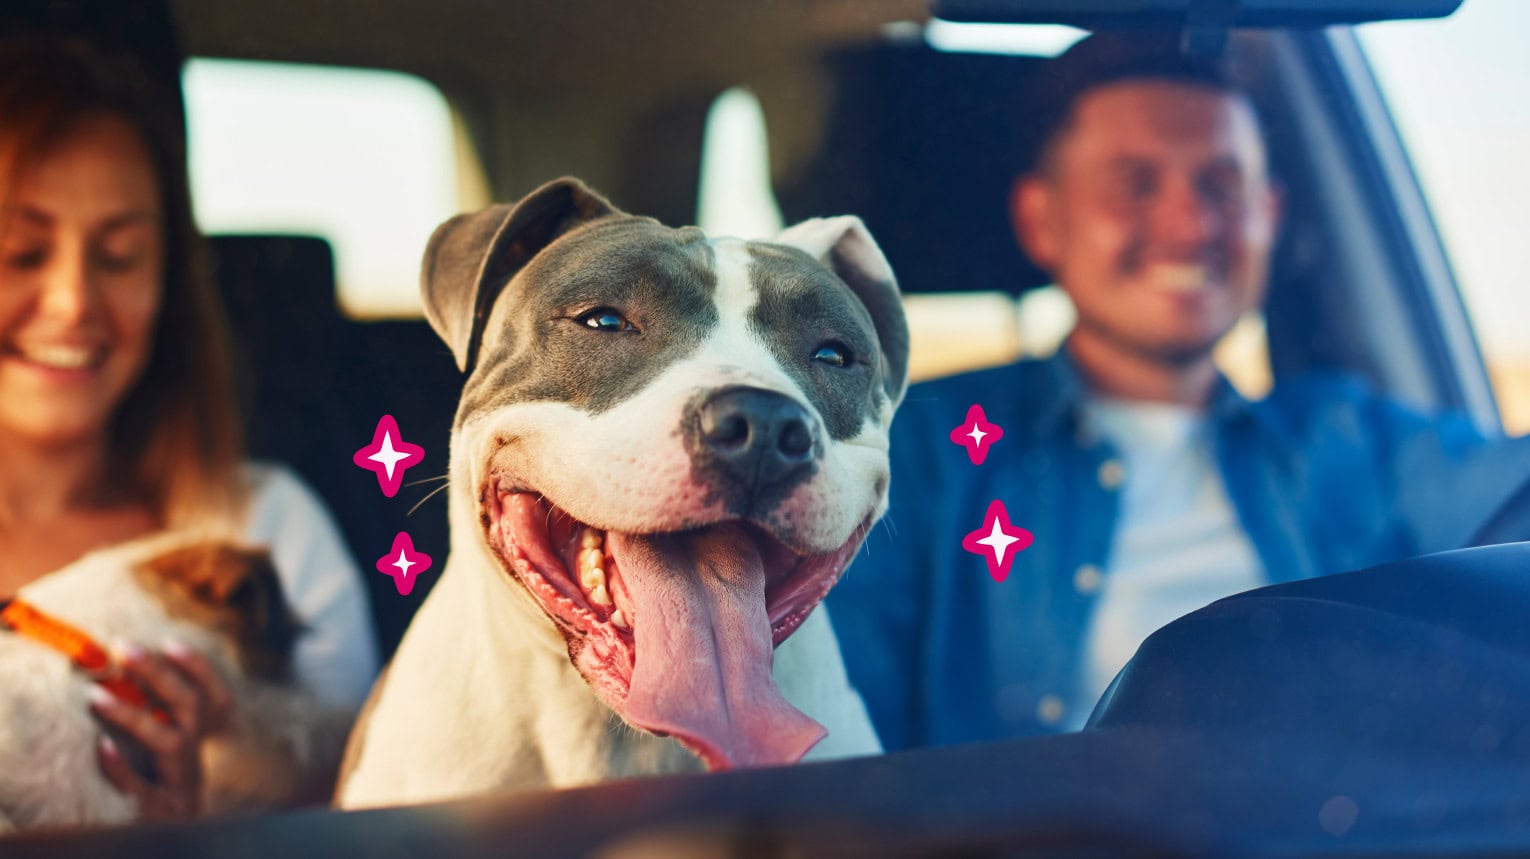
[1,0,184,130]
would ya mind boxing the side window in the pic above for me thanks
[1361,0,1530,433]
[183,58,488,318]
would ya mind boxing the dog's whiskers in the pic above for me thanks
[543,502,576,533]
[408,482,451,517]
[406,473,449,488]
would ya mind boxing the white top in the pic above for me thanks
[241,463,379,710]
[1069,397,1266,729]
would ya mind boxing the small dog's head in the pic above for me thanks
[132,542,301,684]
[422,178,908,770]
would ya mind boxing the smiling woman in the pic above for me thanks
[1,114,165,477]
[0,37,377,829]
[0,37,238,552]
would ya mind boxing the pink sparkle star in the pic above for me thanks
[353,414,425,498]
[377,531,433,596]
[961,499,1033,583]
[950,404,1004,465]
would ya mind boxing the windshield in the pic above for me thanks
[7,1,1530,854]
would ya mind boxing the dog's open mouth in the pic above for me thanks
[483,485,867,771]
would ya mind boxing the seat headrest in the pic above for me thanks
[777,43,1054,296]
[209,233,345,329]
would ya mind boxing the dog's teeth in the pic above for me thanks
[580,566,607,595]
[588,583,612,608]
[610,609,630,630]
[579,548,605,579]
[578,547,613,608]
[580,527,603,550]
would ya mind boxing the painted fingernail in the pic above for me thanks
[114,639,146,663]
[88,685,118,709]
[162,638,194,659]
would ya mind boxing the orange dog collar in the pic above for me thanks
[1,598,172,724]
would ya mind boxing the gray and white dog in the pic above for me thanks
[336,178,908,808]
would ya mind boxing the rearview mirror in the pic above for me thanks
[932,0,1464,28]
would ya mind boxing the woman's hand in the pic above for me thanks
[87,641,234,820]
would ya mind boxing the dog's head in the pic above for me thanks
[422,177,908,771]
[132,542,302,684]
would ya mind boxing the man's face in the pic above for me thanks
[1013,80,1281,364]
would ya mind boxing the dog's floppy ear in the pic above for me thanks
[421,177,620,372]
[773,216,910,407]
[134,542,302,683]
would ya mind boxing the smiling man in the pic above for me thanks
[1014,69,1279,406]
[825,32,1530,750]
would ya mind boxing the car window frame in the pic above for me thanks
[1268,25,1501,433]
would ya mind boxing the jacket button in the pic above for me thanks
[1097,459,1126,489]
[1074,564,1103,594]
[1037,694,1066,726]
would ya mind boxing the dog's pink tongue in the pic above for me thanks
[607,526,826,770]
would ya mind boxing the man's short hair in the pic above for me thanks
[1025,31,1260,174]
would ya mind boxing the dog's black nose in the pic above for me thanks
[688,387,819,505]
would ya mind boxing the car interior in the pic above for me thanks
[6,0,1529,855]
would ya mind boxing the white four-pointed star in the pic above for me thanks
[975,517,1022,567]
[368,432,412,480]
[965,423,989,446]
[392,550,417,576]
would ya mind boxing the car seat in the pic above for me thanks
[210,233,459,657]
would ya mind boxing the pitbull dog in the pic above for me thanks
[336,178,908,808]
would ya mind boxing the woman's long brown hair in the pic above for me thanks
[0,38,245,528]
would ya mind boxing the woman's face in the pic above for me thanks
[0,113,164,450]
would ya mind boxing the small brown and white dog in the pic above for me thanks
[0,535,327,834]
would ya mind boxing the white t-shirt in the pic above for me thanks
[1069,397,1266,728]
[241,463,379,711]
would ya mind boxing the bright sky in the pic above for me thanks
[1360,0,1530,361]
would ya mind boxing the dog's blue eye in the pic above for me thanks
[813,343,851,368]
[579,308,635,333]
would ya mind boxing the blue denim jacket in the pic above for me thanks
[826,350,1530,750]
